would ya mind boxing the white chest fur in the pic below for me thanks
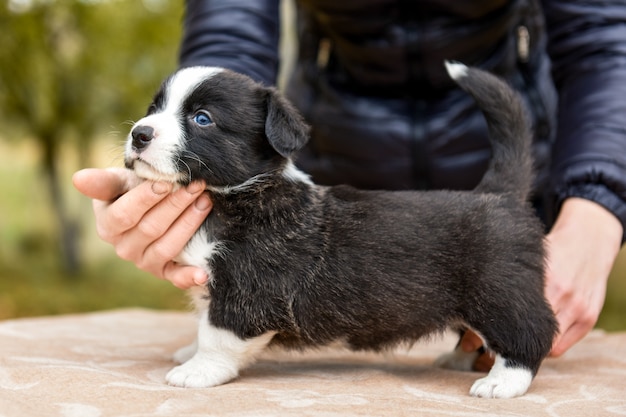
[166,224,276,389]
[174,227,220,273]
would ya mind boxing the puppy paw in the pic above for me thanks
[166,354,238,388]
[469,356,532,398]
[435,347,478,372]
[172,341,198,364]
[470,374,530,398]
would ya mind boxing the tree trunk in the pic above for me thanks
[41,133,81,276]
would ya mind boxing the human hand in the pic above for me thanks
[544,197,622,356]
[72,168,212,289]
[460,198,622,369]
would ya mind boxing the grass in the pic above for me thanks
[0,253,187,319]
[0,139,188,320]
[0,140,624,332]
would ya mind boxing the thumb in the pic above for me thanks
[72,168,142,201]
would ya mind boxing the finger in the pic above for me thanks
[73,168,141,201]
[133,192,212,273]
[550,312,596,357]
[162,262,209,290]
[551,323,583,357]
[134,183,207,243]
[94,180,174,243]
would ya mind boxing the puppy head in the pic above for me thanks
[124,67,309,187]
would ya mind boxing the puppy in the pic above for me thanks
[124,62,557,398]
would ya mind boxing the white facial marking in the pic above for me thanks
[469,355,533,398]
[126,66,224,182]
[127,109,184,181]
[164,66,224,115]
[166,307,275,388]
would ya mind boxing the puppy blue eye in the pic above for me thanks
[193,111,213,126]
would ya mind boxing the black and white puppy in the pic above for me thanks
[124,62,557,398]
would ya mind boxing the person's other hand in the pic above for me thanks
[545,197,622,357]
[72,168,212,289]
[461,197,622,371]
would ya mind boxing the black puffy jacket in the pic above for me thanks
[180,0,626,240]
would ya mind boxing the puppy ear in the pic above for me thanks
[264,88,310,157]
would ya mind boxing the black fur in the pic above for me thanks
[128,65,557,383]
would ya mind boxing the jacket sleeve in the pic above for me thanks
[179,0,281,85]
[542,0,626,242]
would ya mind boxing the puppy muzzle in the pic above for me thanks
[131,125,155,152]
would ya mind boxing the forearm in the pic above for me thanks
[547,66,626,242]
[180,0,281,85]
[542,0,626,241]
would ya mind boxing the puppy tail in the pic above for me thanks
[445,61,533,202]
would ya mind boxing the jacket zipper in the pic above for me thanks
[517,25,530,63]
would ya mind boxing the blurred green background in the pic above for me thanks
[0,0,189,318]
[0,0,624,332]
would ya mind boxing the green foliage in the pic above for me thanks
[0,141,187,319]
[0,0,183,144]
[0,0,184,273]
[0,0,189,315]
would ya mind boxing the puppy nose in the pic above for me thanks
[131,125,154,151]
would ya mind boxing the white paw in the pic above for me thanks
[173,340,198,364]
[166,354,238,388]
[470,374,530,398]
[469,356,532,398]
[435,347,479,372]
[167,306,273,388]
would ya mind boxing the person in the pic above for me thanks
[73,0,626,371]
